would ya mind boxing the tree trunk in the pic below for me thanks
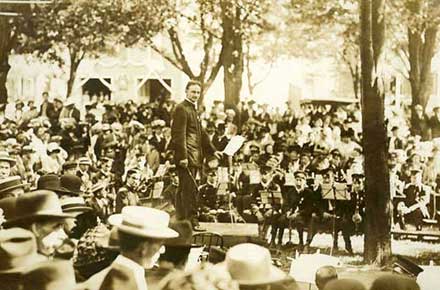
[66,49,83,98]
[360,0,392,266]
[0,18,13,104]
[221,1,243,107]
[408,26,438,110]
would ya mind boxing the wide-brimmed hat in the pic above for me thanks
[0,151,16,166]
[108,206,178,239]
[0,228,46,273]
[60,197,92,216]
[4,190,74,226]
[217,243,288,286]
[37,174,69,194]
[0,176,27,197]
[59,174,82,195]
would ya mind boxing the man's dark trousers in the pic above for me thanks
[175,166,199,221]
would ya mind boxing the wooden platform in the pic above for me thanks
[197,222,259,247]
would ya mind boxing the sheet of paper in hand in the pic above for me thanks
[217,167,229,184]
[154,164,167,178]
[152,181,164,199]
[223,135,246,156]
[249,169,261,184]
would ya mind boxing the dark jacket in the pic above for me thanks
[171,100,215,168]
[430,116,440,139]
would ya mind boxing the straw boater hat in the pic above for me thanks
[4,190,75,227]
[218,243,288,286]
[78,157,92,166]
[60,196,92,216]
[108,206,178,239]
[0,228,45,273]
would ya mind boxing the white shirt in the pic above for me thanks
[114,255,148,290]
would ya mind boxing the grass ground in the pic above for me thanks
[262,231,440,289]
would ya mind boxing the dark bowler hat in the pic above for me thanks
[0,176,27,197]
[59,174,82,196]
[37,174,69,194]
[4,190,74,227]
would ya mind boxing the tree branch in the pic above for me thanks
[168,28,195,78]
[149,42,184,72]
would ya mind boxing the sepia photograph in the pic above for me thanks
[0,0,439,289]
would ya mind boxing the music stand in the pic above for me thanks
[321,182,350,256]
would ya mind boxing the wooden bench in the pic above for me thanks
[391,229,440,240]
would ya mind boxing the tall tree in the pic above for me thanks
[360,0,392,265]
[391,0,440,109]
[219,0,269,107]
[389,0,440,135]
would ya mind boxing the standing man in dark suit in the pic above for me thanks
[171,80,222,231]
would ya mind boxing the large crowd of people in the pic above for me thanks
[0,79,436,289]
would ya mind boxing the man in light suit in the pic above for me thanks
[85,206,178,290]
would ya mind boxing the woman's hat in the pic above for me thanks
[47,143,61,154]
[0,228,45,273]
[4,190,75,226]
[218,243,288,286]
[108,206,178,240]
[0,151,16,166]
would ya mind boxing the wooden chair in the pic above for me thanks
[192,232,224,261]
